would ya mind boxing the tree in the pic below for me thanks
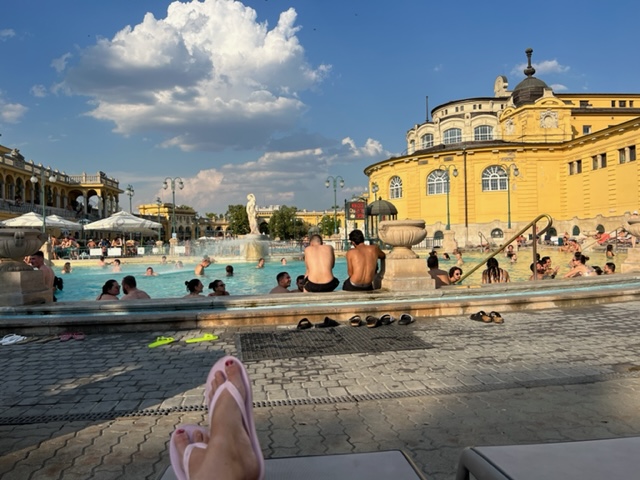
[269,205,300,240]
[318,215,340,237]
[226,204,249,235]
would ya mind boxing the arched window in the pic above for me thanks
[427,170,449,195]
[421,134,434,149]
[409,140,415,154]
[389,176,403,199]
[596,224,605,234]
[491,228,504,239]
[474,125,494,141]
[433,230,444,240]
[443,128,462,145]
[572,226,581,236]
[482,166,508,191]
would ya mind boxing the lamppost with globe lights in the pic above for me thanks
[500,163,520,229]
[30,166,57,233]
[155,197,163,240]
[162,177,183,237]
[325,175,344,235]
[438,164,459,230]
[125,184,135,213]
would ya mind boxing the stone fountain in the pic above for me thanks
[0,228,53,306]
[377,219,435,291]
[621,215,640,273]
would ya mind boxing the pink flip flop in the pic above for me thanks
[169,424,208,480]
[204,356,265,480]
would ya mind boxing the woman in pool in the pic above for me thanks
[61,262,72,274]
[208,279,230,296]
[449,266,463,284]
[184,279,204,297]
[97,279,120,301]
[481,257,510,284]
[605,244,615,258]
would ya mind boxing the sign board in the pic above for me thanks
[347,201,366,220]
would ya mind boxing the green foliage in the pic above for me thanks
[318,215,340,236]
[268,205,309,240]
[226,205,249,235]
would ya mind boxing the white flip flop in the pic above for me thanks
[1,334,27,345]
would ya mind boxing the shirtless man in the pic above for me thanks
[427,255,451,288]
[303,234,339,292]
[120,275,151,300]
[29,251,55,298]
[195,256,212,275]
[343,229,385,291]
[269,272,293,294]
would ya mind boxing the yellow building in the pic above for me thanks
[365,49,640,246]
[0,145,122,224]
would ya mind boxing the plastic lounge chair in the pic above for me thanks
[160,450,425,480]
[456,436,640,480]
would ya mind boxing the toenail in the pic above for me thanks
[225,359,233,366]
[176,429,185,434]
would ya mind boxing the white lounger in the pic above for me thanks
[456,436,640,480]
[161,450,425,480]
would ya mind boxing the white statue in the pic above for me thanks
[246,193,259,235]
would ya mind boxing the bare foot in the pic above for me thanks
[174,359,261,480]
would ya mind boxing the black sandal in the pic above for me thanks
[349,315,364,327]
[297,318,313,330]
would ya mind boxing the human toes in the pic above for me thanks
[223,358,248,400]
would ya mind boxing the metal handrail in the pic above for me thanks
[458,214,553,284]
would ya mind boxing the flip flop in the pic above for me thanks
[203,356,265,479]
[366,315,381,328]
[169,424,208,480]
[296,318,313,330]
[398,314,415,325]
[380,314,396,325]
[490,311,504,324]
[72,332,86,341]
[1,334,27,346]
[148,336,176,348]
[185,333,219,343]
[349,315,364,327]
[469,311,487,321]
[315,317,340,328]
[59,332,73,342]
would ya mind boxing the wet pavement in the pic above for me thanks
[1,301,640,479]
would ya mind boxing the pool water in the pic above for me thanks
[54,248,625,302]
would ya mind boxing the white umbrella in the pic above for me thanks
[83,211,161,234]
[0,212,45,228]
[46,215,81,229]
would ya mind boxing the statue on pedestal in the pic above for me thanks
[246,193,259,235]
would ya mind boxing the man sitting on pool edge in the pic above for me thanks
[343,229,385,291]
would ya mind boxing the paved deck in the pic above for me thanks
[1,301,640,479]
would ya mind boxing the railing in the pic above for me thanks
[458,214,553,284]
[478,231,491,248]
[0,200,100,221]
[579,226,631,252]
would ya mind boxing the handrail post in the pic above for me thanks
[532,222,538,281]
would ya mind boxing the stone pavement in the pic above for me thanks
[1,301,640,479]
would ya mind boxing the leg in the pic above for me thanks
[172,358,262,480]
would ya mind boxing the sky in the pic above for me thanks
[1,0,639,215]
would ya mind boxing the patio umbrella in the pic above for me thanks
[0,212,46,228]
[83,211,161,235]
[46,215,81,230]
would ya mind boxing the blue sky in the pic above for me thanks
[1,0,638,215]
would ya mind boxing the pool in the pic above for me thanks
[53,248,625,302]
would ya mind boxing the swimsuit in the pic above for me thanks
[342,278,374,291]
[303,277,340,293]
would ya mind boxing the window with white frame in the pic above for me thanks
[481,166,508,191]
[421,134,433,149]
[474,125,494,141]
[409,140,415,154]
[443,128,462,145]
[427,170,449,195]
[389,176,403,199]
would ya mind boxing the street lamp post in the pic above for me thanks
[500,163,520,229]
[325,175,344,235]
[438,164,459,230]
[125,184,135,213]
[30,166,57,233]
[162,177,184,237]
[155,197,163,239]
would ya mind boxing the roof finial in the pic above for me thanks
[524,48,535,77]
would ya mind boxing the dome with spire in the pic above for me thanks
[512,48,550,108]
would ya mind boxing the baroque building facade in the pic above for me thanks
[365,49,640,246]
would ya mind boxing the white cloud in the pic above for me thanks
[0,29,15,41]
[433,64,443,72]
[151,137,388,212]
[30,84,47,97]
[511,59,570,76]
[0,93,28,123]
[550,83,568,92]
[51,53,72,73]
[60,0,330,152]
